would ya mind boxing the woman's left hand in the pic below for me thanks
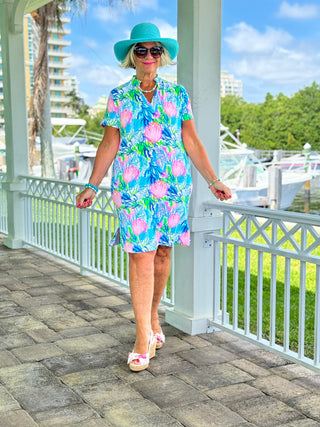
[210,180,232,201]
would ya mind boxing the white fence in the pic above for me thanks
[205,202,320,371]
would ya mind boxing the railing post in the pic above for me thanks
[79,208,90,275]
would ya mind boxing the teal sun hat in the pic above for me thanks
[114,22,179,62]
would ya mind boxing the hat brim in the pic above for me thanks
[114,37,179,61]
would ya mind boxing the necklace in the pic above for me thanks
[139,84,157,93]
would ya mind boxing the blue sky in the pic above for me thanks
[66,0,320,106]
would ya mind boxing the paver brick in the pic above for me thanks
[168,400,249,426]
[55,333,121,354]
[132,375,209,409]
[288,394,320,421]
[179,344,238,365]
[11,343,65,362]
[32,403,100,426]
[0,332,35,350]
[102,398,182,426]
[0,410,38,426]
[230,358,271,378]
[60,367,118,387]
[251,375,310,401]
[74,380,142,411]
[0,384,20,412]
[207,382,264,403]
[270,364,318,381]
[176,363,254,391]
[229,395,304,426]
[292,375,320,394]
[0,363,81,412]
[0,350,20,367]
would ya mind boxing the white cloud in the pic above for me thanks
[92,5,122,22]
[225,22,292,54]
[223,22,320,90]
[152,19,177,40]
[132,0,159,11]
[83,38,98,49]
[277,1,319,19]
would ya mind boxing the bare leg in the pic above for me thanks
[129,250,156,354]
[151,245,172,334]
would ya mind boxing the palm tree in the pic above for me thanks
[29,0,133,177]
[65,89,84,115]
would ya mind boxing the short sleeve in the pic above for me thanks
[101,92,120,128]
[180,87,193,122]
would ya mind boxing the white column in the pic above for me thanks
[166,0,222,334]
[0,0,29,248]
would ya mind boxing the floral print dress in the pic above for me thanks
[101,75,193,253]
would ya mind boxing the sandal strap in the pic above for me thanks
[127,351,149,365]
[154,330,165,344]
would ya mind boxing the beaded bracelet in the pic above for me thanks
[208,178,220,189]
[85,183,98,193]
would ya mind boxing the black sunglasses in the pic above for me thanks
[134,46,164,59]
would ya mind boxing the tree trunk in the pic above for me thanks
[40,84,55,177]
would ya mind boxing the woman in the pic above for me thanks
[76,22,231,372]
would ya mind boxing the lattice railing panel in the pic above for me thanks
[205,202,320,372]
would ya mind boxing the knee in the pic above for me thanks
[156,245,172,260]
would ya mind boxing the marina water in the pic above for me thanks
[287,176,320,214]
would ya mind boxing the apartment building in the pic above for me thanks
[220,70,243,98]
[48,14,74,118]
[0,11,77,127]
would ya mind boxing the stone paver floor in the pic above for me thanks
[1,238,320,426]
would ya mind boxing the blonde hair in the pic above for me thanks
[120,42,175,69]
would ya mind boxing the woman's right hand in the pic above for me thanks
[76,188,96,209]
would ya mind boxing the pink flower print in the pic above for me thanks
[154,109,161,119]
[120,109,132,128]
[180,230,190,246]
[155,230,162,244]
[187,100,193,115]
[150,181,168,198]
[132,219,147,236]
[123,166,139,183]
[172,160,186,177]
[112,191,122,208]
[107,97,118,113]
[124,241,133,252]
[164,101,177,117]
[168,213,181,228]
[145,122,162,143]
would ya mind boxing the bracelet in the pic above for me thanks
[208,178,220,189]
[85,183,98,193]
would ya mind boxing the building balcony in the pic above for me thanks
[49,84,70,91]
[50,95,71,102]
[48,27,71,35]
[48,38,71,47]
[48,50,71,58]
[50,105,73,115]
[49,73,71,80]
[48,62,71,69]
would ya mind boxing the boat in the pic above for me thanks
[219,125,313,210]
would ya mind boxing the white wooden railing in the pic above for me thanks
[20,176,174,304]
[204,201,320,371]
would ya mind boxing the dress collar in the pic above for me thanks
[131,75,162,88]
